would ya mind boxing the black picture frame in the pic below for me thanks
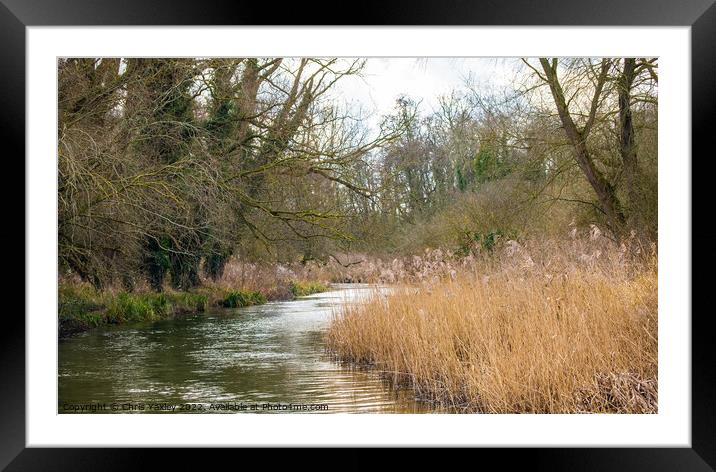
[6,0,714,469]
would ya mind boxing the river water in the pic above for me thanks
[58,284,435,413]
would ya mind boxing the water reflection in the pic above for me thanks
[58,284,436,413]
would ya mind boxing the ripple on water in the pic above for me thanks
[58,285,435,413]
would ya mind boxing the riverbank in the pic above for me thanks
[59,279,329,338]
[326,238,658,414]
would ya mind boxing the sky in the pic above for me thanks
[333,58,518,128]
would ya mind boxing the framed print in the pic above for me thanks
[8,0,715,468]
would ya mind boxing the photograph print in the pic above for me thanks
[57,57,658,414]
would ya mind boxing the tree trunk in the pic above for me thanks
[539,58,626,235]
[618,58,638,224]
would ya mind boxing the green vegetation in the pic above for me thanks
[59,285,205,336]
[105,292,168,323]
[290,281,330,298]
[169,292,210,313]
[59,283,265,337]
[220,290,267,308]
[58,275,335,336]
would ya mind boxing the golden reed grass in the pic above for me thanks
[326,237,657,413]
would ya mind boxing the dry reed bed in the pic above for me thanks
[326,237,657,413]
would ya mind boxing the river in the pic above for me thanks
[58,284,435,413]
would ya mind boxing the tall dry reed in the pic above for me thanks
[326,236,657,413]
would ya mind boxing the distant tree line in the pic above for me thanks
[58,57,657,290]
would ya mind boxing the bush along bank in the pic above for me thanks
[59,280,330,338]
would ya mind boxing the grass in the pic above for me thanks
[58,284,107,334]
[169,291,210,313]
[290,281,330,298]
[326,238,658,413]
[59,284,224,336]
[220,290,267,308]
[59,285,211,335]
[105,292,168,323]
[58,273,329,336]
